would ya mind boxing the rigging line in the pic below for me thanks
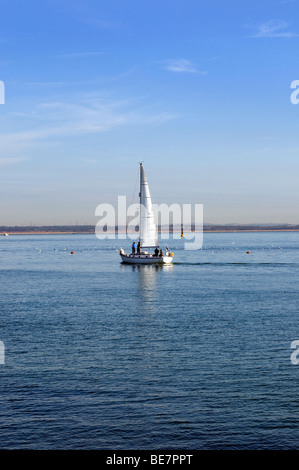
[126,166,140,235]
[130,166,140,206]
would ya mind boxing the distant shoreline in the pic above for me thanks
[2,228,299,235]
[1,224,299,236]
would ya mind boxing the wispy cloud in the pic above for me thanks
[80,158,97,164]
[162,59,207,74]
[66,2,120,30]
[21,66,139,90]
[0,157,25,168]
[0,96,177,159]
[250,19,298,38]
[23,81,66,88]
[80,17,120,29]
[54,51,103,59]
[242,147,272,158]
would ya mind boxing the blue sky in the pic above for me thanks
[0,0,299,225]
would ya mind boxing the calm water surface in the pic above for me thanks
[0,232,299,449]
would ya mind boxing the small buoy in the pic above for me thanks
[247,251,251,254]
[71,251,75,254]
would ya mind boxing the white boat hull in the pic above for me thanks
[120,252,173,264]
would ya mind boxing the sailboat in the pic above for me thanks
[119,163,174,264]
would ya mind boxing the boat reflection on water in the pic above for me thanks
[120,263,173,311]
[120,262,173,277]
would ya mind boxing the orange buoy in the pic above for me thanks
[71,251,75,254]
[247,251,251,254]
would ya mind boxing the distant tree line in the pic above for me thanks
[1,224,298,233]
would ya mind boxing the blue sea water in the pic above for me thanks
[0,231,299,450]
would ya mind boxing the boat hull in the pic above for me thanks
[120,253,173,264]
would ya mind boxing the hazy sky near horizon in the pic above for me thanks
[0,0,299,225]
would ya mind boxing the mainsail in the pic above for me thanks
[139,163,159,248]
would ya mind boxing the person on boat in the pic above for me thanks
[137,241,141,254]
[132,241,136,254]
[159,249,163,257]
[154,247,159,257]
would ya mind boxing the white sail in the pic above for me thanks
[139,163,159,248]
